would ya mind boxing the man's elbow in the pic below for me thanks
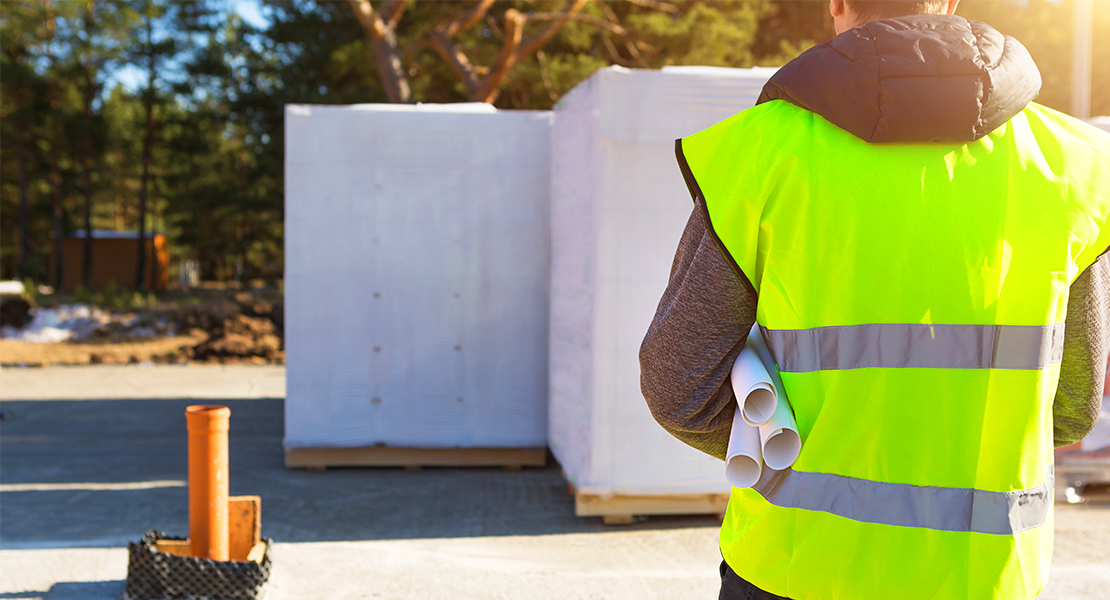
[1053,400,1101,448]
[641,373,685,432]
[1054,420,1098,448]
[639,332,731,435]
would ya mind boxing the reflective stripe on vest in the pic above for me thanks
[760,323,1066,373]
[751,320,1060,536]
[753,467,1052,536]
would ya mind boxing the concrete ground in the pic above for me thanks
[1,365,1108,600]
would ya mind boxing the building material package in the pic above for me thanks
[284,104,553,464]
[549,66,776,514]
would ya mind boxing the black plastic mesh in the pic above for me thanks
[124,530,271,600]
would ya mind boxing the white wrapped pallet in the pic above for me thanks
[284,103,553,467]
[549,66,776,518]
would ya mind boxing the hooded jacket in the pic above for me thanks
[758,15,1041,143]
[641,15,1108,465]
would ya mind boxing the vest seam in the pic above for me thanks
[1071,240,1110,286]
[675,138,759,301]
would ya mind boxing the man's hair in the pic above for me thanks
[844,1,949,22]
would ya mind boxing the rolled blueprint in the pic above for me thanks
[726,406,762,488]
[747,326,801,470]
[730,347,777,426]
[758,397,801,470]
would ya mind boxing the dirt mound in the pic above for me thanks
[0,297,34,329]
[170,292,282,340]
[83,312,173,342]
[0,289,285,366]
[171,299,242,333]
[184,314,283,363]
[150,291,284,364]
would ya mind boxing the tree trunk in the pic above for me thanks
[46,10,64,290]
[347,0,412,103]
[16,119,29,279]
[236,215,249,286]
[81,24,95,289]
[136,16,156,291]
[425,0,586,105]
[52,150,64,290]
[82,75,94,289]
[136,115,153,291]
[370,26,410,103]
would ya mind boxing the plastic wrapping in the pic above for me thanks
[284,104,553,450]
[549,66,776,496]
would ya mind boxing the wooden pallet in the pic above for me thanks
[285,446,548,469]
[575,492,730,525]
[1057,461,1110,503]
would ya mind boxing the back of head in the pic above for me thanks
[845,0,949,21]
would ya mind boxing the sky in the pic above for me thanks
[110,0,270,93]
[232,0,269,30]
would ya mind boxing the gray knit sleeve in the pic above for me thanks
[640,199,757,461]
[1054,253,1110,447]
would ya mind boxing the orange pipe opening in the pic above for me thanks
[186,405,230,560]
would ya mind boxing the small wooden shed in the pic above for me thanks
[58,230,169,292]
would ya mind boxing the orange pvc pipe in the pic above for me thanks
[186,405,230,560]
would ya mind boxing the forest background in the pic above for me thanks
[2,0,1108,289]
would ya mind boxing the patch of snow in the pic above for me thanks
[0,304,158,343]
[0,280,25,295]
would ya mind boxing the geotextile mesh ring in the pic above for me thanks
[124,530,271,600]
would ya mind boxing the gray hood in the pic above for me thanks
[757,15,1042,143]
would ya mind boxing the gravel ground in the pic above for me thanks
[0,334,207,366]
[1,365,1107,600]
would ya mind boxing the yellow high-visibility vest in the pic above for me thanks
[677,99,1110,600]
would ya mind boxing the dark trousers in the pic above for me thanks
[719,561,792,600]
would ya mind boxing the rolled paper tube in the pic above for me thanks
[725,406,763,488]
[731,346,777,426]
[748,324,802,470]
[759,397,801,470]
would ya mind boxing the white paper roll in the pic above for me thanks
[730,347,777,426]
[759,399,801,470]
[725,406,762,488]
[748,325,801,470]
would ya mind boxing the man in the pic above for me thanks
[639,1,1110,599]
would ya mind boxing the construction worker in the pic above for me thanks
[640,1,1109,599]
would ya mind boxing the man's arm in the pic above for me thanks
[639,198,756,461]
[1054,252,1110,447]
